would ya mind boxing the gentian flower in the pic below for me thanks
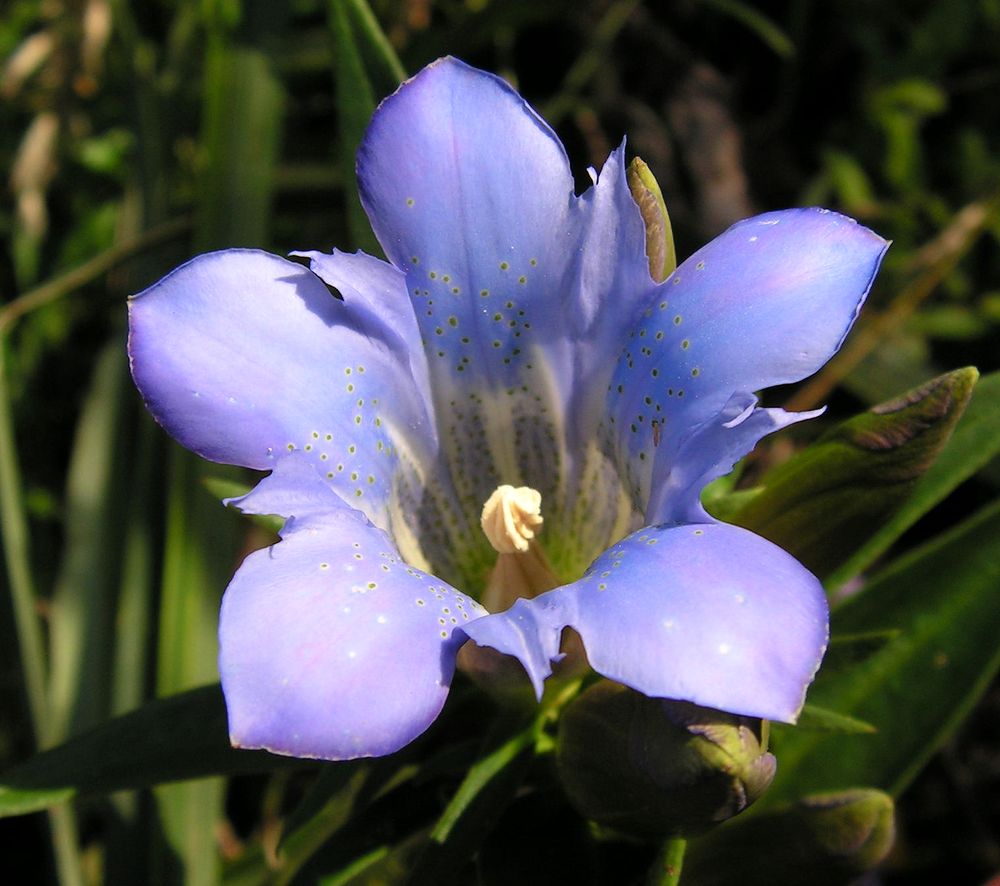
[128,57,888,760]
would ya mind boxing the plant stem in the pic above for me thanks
[648,836,687,886]
[0,216,190,334]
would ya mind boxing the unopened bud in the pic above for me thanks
[627,157,676,283]
[681,788,895,885]
[557,681,775,838]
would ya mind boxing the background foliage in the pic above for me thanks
[1,1,999,883]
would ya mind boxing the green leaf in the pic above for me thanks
[197,41,285,250]
[828,368,1000,587]
[699,0,795,57]
[154,448,244,885]
[328,0,405,253]
[0,685,306,818]
[764,497,1000,804]
[795,705,877,735]
[730,367,978,580]
[48,341,130,742]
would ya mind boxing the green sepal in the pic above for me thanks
[557,682,775,839]
[727,367,978,580]
[627,157,676,283]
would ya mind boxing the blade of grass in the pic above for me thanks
[48,340,130,742]
[154,448,243,886]
[0,339,83,883]
[328,0,389,253]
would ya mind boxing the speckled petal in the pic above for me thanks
[357,57,655,575]
[606,208,889,517]
[647,393,824,524]
[221,458,487,760]
[463,522,827,723]
[127,249,436,531]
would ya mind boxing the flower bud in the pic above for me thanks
[627,157,676,283]
[680,788,895,885]
[557,681,775,838]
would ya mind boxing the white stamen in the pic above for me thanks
[481,485,544,554]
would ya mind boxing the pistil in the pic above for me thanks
[480,485,560,610]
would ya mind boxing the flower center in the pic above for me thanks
[481,485,543,554]
[479,485,561,611]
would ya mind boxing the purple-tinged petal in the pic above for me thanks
[357,57,655,573]
[291,248,434,414]
[646,394,824,524]
[221,460,487,760]
[127,249,436,531]
[464,522,827,723]
[606,208,889,516]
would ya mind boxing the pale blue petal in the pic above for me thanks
[606,208,889,517]
[127,249,436,531]
[291,248,434,415]
[358,57,655,573]
[463,522,827,723]
[220,459,487,760]
[646,394,824,524]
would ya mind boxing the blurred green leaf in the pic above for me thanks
[700,0,795,57]
[730,367,977,580]
[197,42,285,250]
[203,473,282,534]
[795,705,877,735]
[906,305,990,340]
[48,341,129,741]
[154,447,243,885]
[765,496,1000,804]
[0,685,306,818]
[328,0,405,253]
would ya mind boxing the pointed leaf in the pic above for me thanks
[328,0,405,253]
[0,685,305,818]
[795,704,877,735]
[198,43,284,250]
[827,368,1000,586]
[729,367,977,580]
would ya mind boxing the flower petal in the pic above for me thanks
[646,393,824,524]
[463,522,827,722]
[220,458,487,760]
[357,57,655,572]
[606,208,889,518]
[127,248,436,531]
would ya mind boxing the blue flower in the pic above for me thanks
[127,57,888,760]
